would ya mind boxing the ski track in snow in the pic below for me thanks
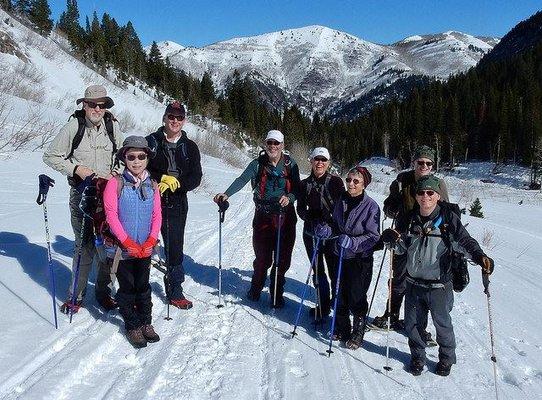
[1,154,542,399]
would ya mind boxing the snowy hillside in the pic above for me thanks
[1,152,542,399]
[155,26,497,114]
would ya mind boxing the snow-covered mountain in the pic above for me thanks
[155,26,498,115]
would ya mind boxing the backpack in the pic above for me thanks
[93,175,158,248]
[255,150,292,200]
[65,110,118,160]
[305,173,335,214]
[435,202,470,292]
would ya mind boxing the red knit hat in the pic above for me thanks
[350,166,372,187]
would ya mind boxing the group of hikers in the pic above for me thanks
[42,84,495,376]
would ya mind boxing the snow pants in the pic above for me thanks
[115,257,153,330]
[335,256,374,333]
[251,206,296,299]
[68,188,111,302]
[405,280,456,364]
[161,193,188,300]
[385,252,407,317]
[302,231,335,312]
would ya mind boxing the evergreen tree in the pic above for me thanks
[14,0,30,15]
[200,71,215,104]
[1,0,13,11]
[469,198,484,218]
[29,0,53,35]
[89,11,106,65]
[57,0,85,51]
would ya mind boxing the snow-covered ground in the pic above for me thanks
[1,151,541,400]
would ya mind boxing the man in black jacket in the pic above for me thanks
[146,101,202,309]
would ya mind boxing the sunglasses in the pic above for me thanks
[126,154,148,161]
[416,190,436,197]
[345,178,361,185]
[266,140,281,146]
[417,161,434,167]
[313,157,328,162]
[85,101,108,109]
[167,114,185,121]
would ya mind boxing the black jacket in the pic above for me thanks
[146,128,202,197]
[296,172,345,227]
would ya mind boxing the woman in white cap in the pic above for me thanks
[214,130,300,308]
[296,147,345,320]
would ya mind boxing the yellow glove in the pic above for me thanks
[158,175,180,194]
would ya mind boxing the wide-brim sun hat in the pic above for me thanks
[76,85,114,109]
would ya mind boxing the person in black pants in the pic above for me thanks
[146,101,202,310]
[296,147,344,319]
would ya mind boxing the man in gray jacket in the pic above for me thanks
[382,175,494,376]
[43,85,124,314]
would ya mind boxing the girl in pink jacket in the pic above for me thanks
[104,136,162,348]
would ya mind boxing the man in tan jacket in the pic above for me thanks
[43,85,124,314]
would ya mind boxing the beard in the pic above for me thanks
[87,113,104,125]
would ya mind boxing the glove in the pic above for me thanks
[37,174,55,205]
[158,175,180,194]
[478,255,494,275]
[381,228,400,244]
[139,237,158,258]
[314,223,332,239]
[337,234,353,250]
[122,237,141,258]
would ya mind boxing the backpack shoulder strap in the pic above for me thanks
[103,111,118,154]
[114,174,124,198]
[65,110,86,160]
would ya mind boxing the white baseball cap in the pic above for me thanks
[310,147,330,161]
[265,130,284,143]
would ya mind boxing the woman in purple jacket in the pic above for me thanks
[332,166,381,350]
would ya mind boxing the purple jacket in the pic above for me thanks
[332,192,381,259]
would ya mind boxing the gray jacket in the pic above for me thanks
[43,115,124,179]
[395,204,484,282]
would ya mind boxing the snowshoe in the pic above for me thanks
[170,298,193,310]
[60,299,82,314]
[422,331,438,347]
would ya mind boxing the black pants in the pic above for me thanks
[302,231,335,311]
[162,194,188,300]
[335,256,373,332]
[251,206,297,299]
[116,257,152,331]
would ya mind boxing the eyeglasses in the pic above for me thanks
[345,178,361,185]
[416,190,436,197]
[416,161,434,167]
[167,114,185,121]
[266,140,281,146]
[126,154,148,161]
[313,157,328,162]
[85,101,108,109]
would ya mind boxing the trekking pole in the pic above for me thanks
[164,192,172,321]
[291,237,320,338]
[482,273,499,400]
[37,174,57,329]
[69,182,95,323]
[273,211,284,308]
[217,200,229,308]
[383,247,395,372]
[359,217,396,346]
[313,236,323,325]
[326,246,345,357]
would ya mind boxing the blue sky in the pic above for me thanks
[48,1,541,47]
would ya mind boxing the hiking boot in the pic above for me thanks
[141,324,160,343]
[60,299,83,314]
[346,316,365,350]
[421,330,437,346]
[409,358,425,376]
[331,329,351,342]
[435,360,452,376]
[270,295,285,309]
[126,327,147,348]
[170,298,193,309]
[97,295,118,311]
[370,313,403,331]
[246,288,261,302]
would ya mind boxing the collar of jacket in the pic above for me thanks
[154,126,187,146]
